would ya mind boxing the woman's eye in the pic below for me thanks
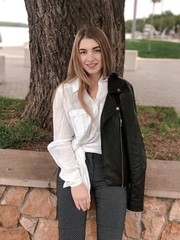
[94,49,101,53]
[79,51,87,55]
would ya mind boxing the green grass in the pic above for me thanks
[0,97,24,120]
[0,97,49,149]
[126,39,180,58]
[0,97,180,160]
[137,106,180,160]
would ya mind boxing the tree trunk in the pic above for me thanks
[22,0,125,129]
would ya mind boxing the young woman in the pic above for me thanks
[48,26,146,240]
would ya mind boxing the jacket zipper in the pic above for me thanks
[117,107,124,187]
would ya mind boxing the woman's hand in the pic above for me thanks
[71,183,90,211]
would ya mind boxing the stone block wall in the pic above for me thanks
[0,185,180,240]
[0,185,97,240]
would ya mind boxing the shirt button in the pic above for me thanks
[116,107,120,110]
[117,88,121,92]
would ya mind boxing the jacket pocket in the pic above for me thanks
[69,109,91,137]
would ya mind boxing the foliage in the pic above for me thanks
[125,39,180,58]
[0,21,28,28]
[125,19,145,33]
[125,11,180,33]
[148,11,176,32]
[151,0,161,3]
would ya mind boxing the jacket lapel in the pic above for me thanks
[101,73,130,130]
[101,94,117,129]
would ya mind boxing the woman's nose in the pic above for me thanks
[87,51,94,61]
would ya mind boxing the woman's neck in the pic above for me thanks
[87,78,100,99]
[89,73,101,84]
[86,73,102,98]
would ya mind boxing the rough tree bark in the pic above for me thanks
[22,0,125,129]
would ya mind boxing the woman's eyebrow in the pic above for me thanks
[78,45,100,51]
[92,46,100,50]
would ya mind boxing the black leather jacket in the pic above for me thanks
[101,73,146,212]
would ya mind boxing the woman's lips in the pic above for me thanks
[86,63,97,68]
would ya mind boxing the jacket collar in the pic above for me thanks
[108,73,129,94]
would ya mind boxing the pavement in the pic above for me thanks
[0,46,180,113]
[124,58,180,113]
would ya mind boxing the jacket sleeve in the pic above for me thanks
[47,85,82,187]
[122,83,146,212]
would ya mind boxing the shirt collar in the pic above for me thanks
[99,75,108,82]
[72,76,108,93]
[72,79,79,92]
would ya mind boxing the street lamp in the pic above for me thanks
[131,0,138,40]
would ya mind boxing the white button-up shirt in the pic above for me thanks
[48,76,108,193]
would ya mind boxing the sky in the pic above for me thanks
[125,0,180,20]
[0,0,180,23]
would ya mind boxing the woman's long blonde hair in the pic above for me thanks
[65,26,113,115]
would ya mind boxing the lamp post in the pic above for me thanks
[131,0,138,40]
[159,0,163,33]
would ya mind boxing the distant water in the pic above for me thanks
[0,26,29,47]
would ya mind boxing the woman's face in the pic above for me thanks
[78,38,102,80]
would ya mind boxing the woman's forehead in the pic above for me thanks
[79,38,99,49]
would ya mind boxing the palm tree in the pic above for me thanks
[147,0,161,52]
[152,0,161,15]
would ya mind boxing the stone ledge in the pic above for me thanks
[0,149,180,199]
[145,159,180,198]
[124,50,138,71]
[0,149,57,189]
